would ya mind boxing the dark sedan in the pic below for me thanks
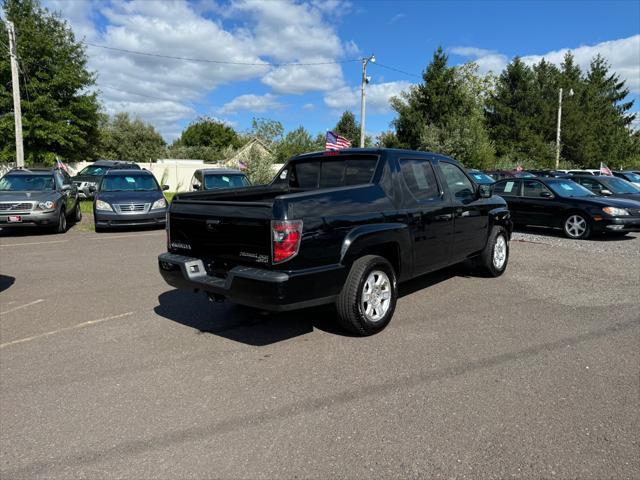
[493,177,640,239]
[467,169,495,185]
[92,170,169,232]
[571,175,640,201]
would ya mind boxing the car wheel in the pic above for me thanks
[563,213,591,239]
[336,255,397,336]
[55,208,67,234]
[74,201,82,222]
[473,226,509,277]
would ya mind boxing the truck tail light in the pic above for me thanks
[272,220,303,264]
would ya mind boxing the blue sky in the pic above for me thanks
[43,0,640,141]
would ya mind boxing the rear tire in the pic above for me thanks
[473,226,509,277]
[336,255,397,336]
[74,201,82,222]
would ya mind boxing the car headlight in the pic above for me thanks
[602,207,629,216]
[152,198,167,209]
[37,200,56,210]
[95,199,113,212]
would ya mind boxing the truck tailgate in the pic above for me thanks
[168,200,273,268]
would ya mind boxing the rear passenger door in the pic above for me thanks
[493,179,522,223]
[398,156,454,275]
[437,160,489,259]
[520,179,559,227]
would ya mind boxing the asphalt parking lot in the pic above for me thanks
[1,224,638,479]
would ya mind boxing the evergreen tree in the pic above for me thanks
[334,111,360,146]
[487,57,554,165]
[0,0,101,165]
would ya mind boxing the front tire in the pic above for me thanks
[563,213,591,239]
[74,201,82,222]
[55,208,67,234]
[473,226,509,277]
[336,255,397,336]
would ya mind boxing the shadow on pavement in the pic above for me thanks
[0,274,15,293]
[514,225,636,242]
[154,264,467,346]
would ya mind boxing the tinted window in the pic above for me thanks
[621,172,640,183]
[0,175,55,191]
[493,180,519,196]
[546,180,594,197]
[439,162,475,200]
[578,177,603,192]
[601,177,640,193]
[523,180,553,197]
[101,174,159,192]
[469,172,495,184]
[78,165,110,176]
[204,174,249,189]
[289,156,377,189]
[400,159,439,201]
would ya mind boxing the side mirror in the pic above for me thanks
[540,191,553,198]
[61,184,71,191]
[88,185,97,193]
[162,184,170,191]
[600,189,612,196]
[478,184,492,198]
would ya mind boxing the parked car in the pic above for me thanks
[612,171,640,188]
[158,148,512,336]
[92,169,169,231]
[529,169,566,178]
[567,169,601,176]
[571,175,640,200]
[188,168,250,192]
[0,168,81,233]
[493,177,640,239]
[72,160,140,199]
[484,169,535,180]
[467,169,495,185]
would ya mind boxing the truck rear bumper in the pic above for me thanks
[158,252,345,311]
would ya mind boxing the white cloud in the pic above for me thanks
[324,81,413,114]
[451,35,640,92]
[42,0,352,138]
[218,93,282,115]
[388,13,406,24]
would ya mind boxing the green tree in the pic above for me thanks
[275,126,321,162]
[250,117,284,146]
[0,0,101,165]
[244,144,275,185]
[486,57,554,165]
[99,112,166,162]
[174,117,241,152]
[334,111,360,146]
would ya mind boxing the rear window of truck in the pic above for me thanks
[283,155,378,189]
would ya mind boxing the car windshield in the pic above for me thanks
[622,172,640,183]
[469,172,495,184]
[78,165,110,176]
[0,175,55,191]
[603,177,640,193]
[515,172,535,178]
[101,174,158,192]
[546,180,595,197]
[204,174,249,189]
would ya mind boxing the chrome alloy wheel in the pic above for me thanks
[565,215,587,238]
[493,234,507,270]
[361,270,392,322]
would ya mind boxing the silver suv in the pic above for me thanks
[0,168,81,233]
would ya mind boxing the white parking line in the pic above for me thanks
[90,232,164,240]
[0,240,67,247]
[0,311,134,349]
[1,299,45,314]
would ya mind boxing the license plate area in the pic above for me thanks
[8,215,22,223]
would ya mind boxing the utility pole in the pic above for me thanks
[555,87,573,170]
[7,21,24,168]
[359,54,375,148]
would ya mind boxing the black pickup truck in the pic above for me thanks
[158,149,512,335]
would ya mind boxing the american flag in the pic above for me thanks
[325,131,351,150]
[55,157,69,172]
[600,162,612,176]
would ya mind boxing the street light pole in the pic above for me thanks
[359,54,375,148]
[555,88,563,170]
[7,21,24,169]
[555,87,573,170]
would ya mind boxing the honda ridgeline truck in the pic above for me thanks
[158,149,512,335]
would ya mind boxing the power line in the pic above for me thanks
[98,84,182,102]
[84,42,360,66]
[371,62,422,79]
